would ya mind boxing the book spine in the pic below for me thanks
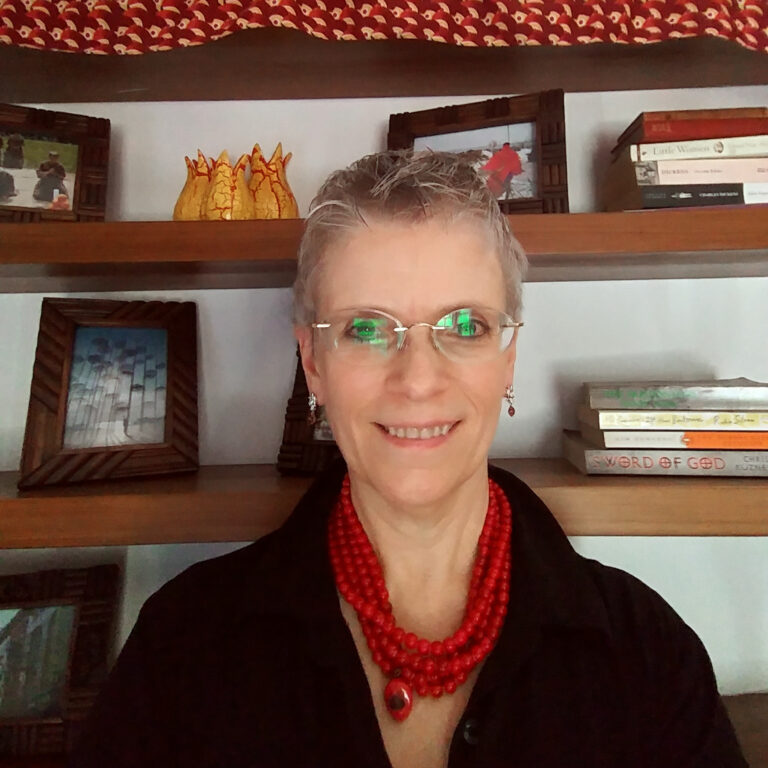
[744,183,768,204]
[592,429,768,450]
[562,431,768,476]
[595,410,768,431]
[634,158,768,186]
[613,109,768,152]
[630,134,768,162]
[582,447,768,476]
[642,117,768,142]
[586,385,768,411]
[639,184,746,208]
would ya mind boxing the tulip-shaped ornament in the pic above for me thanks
[202,151,255,221]
[248,143,299,219]
[173,150,212,221]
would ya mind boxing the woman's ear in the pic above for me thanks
[294,326,325,405]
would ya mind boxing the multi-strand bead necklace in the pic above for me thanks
[328,475,512,722]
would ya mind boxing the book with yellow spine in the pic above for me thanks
[578,405,768,432]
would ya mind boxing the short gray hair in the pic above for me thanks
[293,149,527,325]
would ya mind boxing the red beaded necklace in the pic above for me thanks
[328,475,512,722]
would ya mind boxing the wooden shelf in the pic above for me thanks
[1,459,767,549]
[0,30,765,103]
[2,207,767,292]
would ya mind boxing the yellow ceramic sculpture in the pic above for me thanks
[173,150,212,221]
[248,143,299,219]
[202,151,255,221]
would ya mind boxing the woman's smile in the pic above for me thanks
[376,420,460,446]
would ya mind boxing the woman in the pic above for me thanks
[72,151,745,768]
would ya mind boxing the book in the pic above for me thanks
[578,423,768,450]
[577,404,768,431]
[583,377,768,410]
[602,147,768,209]
[602,182,768,212]
[563,430,768,476]
[630,134,768,162]
[633,157,768,186]
[612,108,768,156]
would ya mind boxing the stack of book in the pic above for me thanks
[601,107,768,211]
[563,377,768,477]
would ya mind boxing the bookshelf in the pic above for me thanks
[2,207,768,293]
[2,459,767,549]
[2,207,768,545]
[1,30,765,103]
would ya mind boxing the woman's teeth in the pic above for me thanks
[385,424,453,439]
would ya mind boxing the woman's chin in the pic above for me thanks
[356,463,480,512]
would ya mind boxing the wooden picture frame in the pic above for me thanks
[0,564,120,757]
[0,103,110,223]
[388,89,568,214]
[18,298,198,490]
[277,348,341,476]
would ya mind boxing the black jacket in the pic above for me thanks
[71,462,746,767]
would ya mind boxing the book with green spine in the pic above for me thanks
[583,378,768,411]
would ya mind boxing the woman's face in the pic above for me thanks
[296,216,517,509]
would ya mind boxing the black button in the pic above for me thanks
[462,718,480,746]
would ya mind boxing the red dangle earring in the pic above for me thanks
[328,475,512,722]
[505,385,516,417]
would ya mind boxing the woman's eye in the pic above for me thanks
[456,320,480,337]
[345,319,387,343]
[450,312,489,338]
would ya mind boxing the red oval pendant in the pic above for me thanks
[384,678,413,722]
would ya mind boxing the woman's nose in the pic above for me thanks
[387,326,448,397]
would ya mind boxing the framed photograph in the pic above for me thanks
[18,298,198,490]
[277,349,341,475]
[0,564,120,757]
[0,103,110,223]
[388,89,568,214]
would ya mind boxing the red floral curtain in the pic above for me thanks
[0,0,765,55]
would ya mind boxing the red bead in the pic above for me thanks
[417,639,430,655]
[384,679,413,722]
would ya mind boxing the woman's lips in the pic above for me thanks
[376,421,458,446]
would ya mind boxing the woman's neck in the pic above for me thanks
[346,467,490,638]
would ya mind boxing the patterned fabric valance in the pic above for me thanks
[0,0,765,55]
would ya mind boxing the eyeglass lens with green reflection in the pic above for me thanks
[312,307,523,364]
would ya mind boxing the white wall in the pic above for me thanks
[1,86,767,693]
